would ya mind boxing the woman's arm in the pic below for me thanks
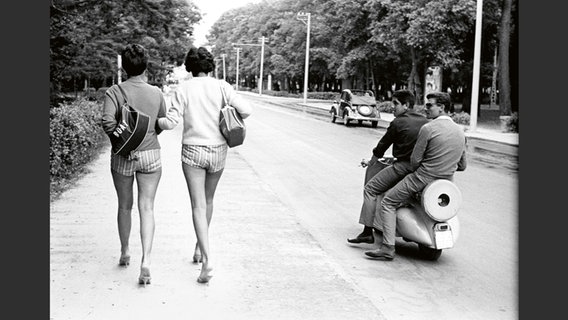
[223,81,252,119]
[101,88,119,136]
[157,89,183,130]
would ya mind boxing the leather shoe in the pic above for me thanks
[347,234,374,244]
[365,244,395,260]
[373,228,383,236]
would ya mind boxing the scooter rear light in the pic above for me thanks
[434,223,450,231]
[434,223,454,249]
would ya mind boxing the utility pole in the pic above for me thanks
[221,54,226,81]
[259,36,265,95]
[234,47,241,91]
[296,12,311,104]
[117,54,122,84]
[232,37,266,96]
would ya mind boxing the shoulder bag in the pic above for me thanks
[109,84,151,157]
[219,81,246,148]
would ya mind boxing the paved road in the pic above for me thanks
[50,94,517,320]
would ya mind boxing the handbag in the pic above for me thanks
[109,84,151,157]
[219,81,246,148]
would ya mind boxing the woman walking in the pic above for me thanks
[101,43,167,286]
[158,46,252,283]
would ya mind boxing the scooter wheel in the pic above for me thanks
[418,244,442,261]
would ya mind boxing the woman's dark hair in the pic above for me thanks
[184,46,215,75]
[121,44,148,76]
[426,92,453,113]
[392,90,416,108]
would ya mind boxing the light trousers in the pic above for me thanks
[358,161,413,228]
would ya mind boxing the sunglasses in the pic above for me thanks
[425,102,441,109]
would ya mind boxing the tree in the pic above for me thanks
[50,0,201,102]
[497,0,515,116]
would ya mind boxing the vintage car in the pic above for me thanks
[329,89,381,127]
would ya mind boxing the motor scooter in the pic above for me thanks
[362,156,462,261]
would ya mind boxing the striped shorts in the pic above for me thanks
[110,149,161,176]
[181,144,228,173]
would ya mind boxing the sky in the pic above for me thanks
[190,0,262,47]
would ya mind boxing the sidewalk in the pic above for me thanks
[299,101,519,148]
[238,91,518,149]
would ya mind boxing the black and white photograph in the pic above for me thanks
[49,0,519,319]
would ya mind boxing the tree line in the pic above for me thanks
[50,0,517,116]
[208,0,517,115]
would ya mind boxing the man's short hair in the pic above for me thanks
[392,90,416,108]
[426,92,452,113]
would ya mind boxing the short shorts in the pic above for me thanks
[111,149,161,176]
[181,144,228,173]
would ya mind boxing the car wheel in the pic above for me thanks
[343,114,350,126]
[371,121,378,128]
[330,109,336,123]
[418,244,442,261]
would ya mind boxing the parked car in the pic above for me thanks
[329,89,381,127]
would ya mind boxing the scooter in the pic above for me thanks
[362,156,462,261]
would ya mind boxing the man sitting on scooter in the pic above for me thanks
[348,90,429,245]
[365,91,467,260]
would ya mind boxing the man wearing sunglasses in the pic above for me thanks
[348,90,429,245]
[365,91,467,260]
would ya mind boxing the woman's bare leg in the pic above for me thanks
[193,167,224,262]
[135,168,162,273]
[111,171,135,265]
[183,164,223,282]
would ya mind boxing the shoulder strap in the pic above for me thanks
[116,83,128,104]
[219,80,228,107]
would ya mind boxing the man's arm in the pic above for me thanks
[457,138,467,171]
[372,121,396,158]
[410,126,429,171]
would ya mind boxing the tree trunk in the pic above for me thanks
[491,48,498,107]
[369,60,376,95]
[407,47,423,103]
[498,0,513,116]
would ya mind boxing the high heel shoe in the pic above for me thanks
[197,267,213,284]
[192,242,202,263]
[118,255,130,267]
[138,267,151,286]
[192,253,203,264]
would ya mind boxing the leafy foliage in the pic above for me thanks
[49,99,106,180]
[50,0,201,98]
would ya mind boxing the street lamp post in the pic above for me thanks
[232,37,266,96]
[296,11,311,104]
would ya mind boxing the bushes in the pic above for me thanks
[451,111,471,125]
[248,89,338,101]
[504,112,519,132]
[378,101,394,113]
[50,98,106,184]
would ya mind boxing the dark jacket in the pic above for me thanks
[372,110,429,162]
